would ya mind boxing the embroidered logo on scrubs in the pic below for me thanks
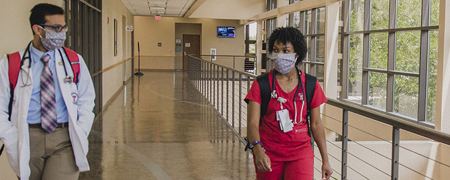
[298,93,304,101]
[71,93,78,105]
[295,128,307,133]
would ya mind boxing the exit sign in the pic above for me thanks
[155,15,162,20]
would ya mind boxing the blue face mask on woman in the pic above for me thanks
[271,53,297,74]
[39,26,66,50]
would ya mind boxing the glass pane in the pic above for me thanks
[249,44,256,54]
[431,0,439,26]
[394,75,419,119]
[316,35,325,62]
[317,7,326,34]
[427,30,438,123]
[371,0,389,30]
[397,0,421,28]
[338,58,342,99]
[249,23,257,41]
[300,63,310,74]
[305,10,312,35]
[350,0,365,32]
[306,36,311,62]
[316,65,324,88]
[396,31,420,73]
[348,34,364,103]
[286,13,290,27]
[370,32,388,69]
[293,12,300,28]
[369,72,387,110]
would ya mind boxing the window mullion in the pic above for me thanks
[362,0,371,105]
[311,8,317,75]
[386,0,397,113]
[418,0,431,121]
[341,0,350,100]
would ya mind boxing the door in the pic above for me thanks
[183,35,200,71]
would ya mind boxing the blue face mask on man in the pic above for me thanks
[270,53,297,74]
[39,26,66,50]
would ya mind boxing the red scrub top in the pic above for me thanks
[245,69,327,161]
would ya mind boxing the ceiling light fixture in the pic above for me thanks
[150,7,165,10]
[149,2,167,5]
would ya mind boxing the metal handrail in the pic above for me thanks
[188,54,450,146]
[327,98,450,146]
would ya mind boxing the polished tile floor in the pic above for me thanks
[79,71,255,180]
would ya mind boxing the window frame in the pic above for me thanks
[341,0,438,124]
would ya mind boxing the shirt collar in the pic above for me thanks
[30,41,55,63]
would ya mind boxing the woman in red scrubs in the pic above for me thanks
[245,27,332,180]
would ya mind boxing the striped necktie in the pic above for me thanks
[40,55,57,133]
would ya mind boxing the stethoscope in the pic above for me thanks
[271,66,306,125]
[19,41,74,87]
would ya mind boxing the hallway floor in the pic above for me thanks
[79,71,255,180]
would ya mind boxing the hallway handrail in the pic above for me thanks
[188,54,450,146]
[190,55,257,77]
[193,54,258,74]
[327,98,450,146]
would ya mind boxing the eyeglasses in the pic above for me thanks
[39,24,69,32]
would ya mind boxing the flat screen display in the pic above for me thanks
[217,27,235,38]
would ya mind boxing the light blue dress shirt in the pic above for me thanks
[27,44,68,124]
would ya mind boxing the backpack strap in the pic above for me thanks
[62,47,80,84]
[8,52,21,91]
[256,72,270,120]
[2,52,21,156]
[304,73,317,148]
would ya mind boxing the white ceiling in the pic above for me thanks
[121,0,197,17]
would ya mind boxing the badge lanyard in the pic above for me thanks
[272,67,306,125]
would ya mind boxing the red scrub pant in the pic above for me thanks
[254,156,314,180]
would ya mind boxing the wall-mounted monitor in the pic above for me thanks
[217,27,235,38]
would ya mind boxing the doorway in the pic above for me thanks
[182,35,200,71]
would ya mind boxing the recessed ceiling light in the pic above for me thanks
[150,7,165,10]
[149,2,167,5]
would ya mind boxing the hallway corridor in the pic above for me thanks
[79,71,255,180]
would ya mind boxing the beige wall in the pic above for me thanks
[134,16,245,70]
[102,0,134,106]
[0,0,63,56]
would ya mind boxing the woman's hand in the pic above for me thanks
[253,146,272,172]
[322,161,333,180]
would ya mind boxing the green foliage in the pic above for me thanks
[347,0,438,122]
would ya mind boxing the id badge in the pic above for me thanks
[276,109,293,133]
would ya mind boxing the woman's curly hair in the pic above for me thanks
[268,27,307,65]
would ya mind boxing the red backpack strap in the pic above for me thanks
[62,47,80,83]
[7,52,21,91]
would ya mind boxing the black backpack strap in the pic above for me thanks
[256,72,271,120]
[304,73,317,148]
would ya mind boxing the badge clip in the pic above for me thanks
[271,90,277,99]
[65,76,73,83]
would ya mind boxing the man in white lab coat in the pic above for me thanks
[0,3,95,180]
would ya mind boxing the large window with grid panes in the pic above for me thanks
[290,7,327,88]
[342,0,439,123]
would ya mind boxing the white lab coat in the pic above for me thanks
[0,46,95,179]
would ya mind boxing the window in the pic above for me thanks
[342,0,439,123]
[267,0,277,11]
[297,7,326,88]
